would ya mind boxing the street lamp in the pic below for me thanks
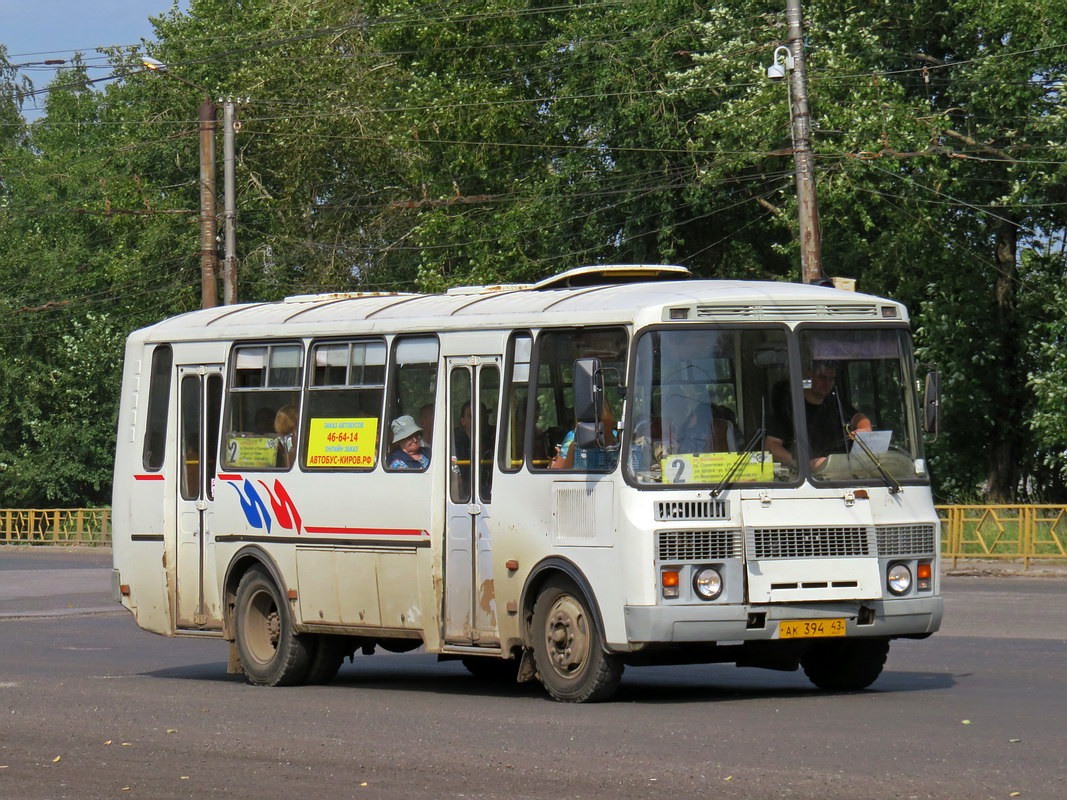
[141,57,219,309]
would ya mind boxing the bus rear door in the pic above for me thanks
[175,364,224,630]
[443,356,501,647]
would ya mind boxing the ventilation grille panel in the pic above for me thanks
[695,304,880,320]
[655,499,729,521]
[657,530,742,562]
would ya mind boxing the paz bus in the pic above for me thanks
[111,265,943,702]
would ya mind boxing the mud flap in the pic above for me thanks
[227,641,245,675]
[516,647,538,683]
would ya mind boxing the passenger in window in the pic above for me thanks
[418,403,435,449]
[389,415,431,470]
[550,400,619,471]
[274,405,298,468]
[254,407,275,435]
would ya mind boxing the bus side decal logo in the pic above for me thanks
[227,477,303,535]
[258,479,303,534]
[230,479,272,533]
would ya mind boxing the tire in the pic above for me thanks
[305,635,351,685]
[530,578,623,703]
[234,567,312,686]
[801,637,890,691]
[461,656,519,682]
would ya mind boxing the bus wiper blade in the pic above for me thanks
[710,427,766,498]
[848,426,902,494]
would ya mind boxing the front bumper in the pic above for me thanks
[620,596,943,646]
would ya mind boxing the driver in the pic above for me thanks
[765,360,871,470]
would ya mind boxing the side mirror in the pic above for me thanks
[923,370,941,438]
[573,358,603,424]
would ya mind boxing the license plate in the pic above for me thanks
[778,618,846,639]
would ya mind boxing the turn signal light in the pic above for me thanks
[662,570,680,599]
[917,561,933,591]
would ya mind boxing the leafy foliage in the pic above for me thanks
[0,0,1065,504]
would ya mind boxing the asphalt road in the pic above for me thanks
[0,548,1065,800]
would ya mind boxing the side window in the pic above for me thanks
[141,345,172,471]
[384,337,438,472]
[501,333,531,472]
[222,343,303,471]
[532,328,627,473]
[303,340,386,470]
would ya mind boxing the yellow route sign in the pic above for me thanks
[661,451,773,484]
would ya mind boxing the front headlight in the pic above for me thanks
[693,566,723,601]
[887,563,912,595]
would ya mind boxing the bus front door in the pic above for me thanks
[175,365,224,630]
[443,357,501,647]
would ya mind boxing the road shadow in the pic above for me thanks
[141,654,956,702]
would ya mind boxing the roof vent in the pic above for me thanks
[530,264,690,290]
[445,283,533,295]
[283,291,407,303]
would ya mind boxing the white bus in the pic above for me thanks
[112,265,942,702]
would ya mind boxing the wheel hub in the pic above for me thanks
[544,595,590,677]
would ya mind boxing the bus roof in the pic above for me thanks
[136,267,907,343]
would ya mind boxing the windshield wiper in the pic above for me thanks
[832,388,901,494]
[710,426,766,498]
[846,424,902,494]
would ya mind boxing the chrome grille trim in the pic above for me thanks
[654,499,729,521]
[876,524,936,556]
[747,526,873,559]
[657,530,743,562]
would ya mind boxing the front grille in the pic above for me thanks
[655,499,729,521]
[657,530,742,562]
[748,527,871,559]
[877,524,936,556]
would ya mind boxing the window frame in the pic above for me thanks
[300,336,388,473]
[526,325,629,474]
[221,340,305,473]
[141,344,173,472]
[381,334,440,474]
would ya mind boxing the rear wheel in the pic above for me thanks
[531,578,623,703]
[234,567,312,686]
[306,635,351,685]
[801,638,890,691]
[461,656,519,682]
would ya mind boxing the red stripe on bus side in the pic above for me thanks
[217,474,243,481]
[133,474,165,481]
[303,527,427,537]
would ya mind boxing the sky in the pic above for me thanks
[1,0,182,118]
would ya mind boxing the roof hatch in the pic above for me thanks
[530,264,690,290]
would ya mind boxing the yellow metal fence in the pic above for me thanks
[937,505,1067,568]
[0,506,1065,567]
[0,509,111,546]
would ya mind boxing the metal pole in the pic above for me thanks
[198,97,219,308]
[222,100,238,305]
[785,0,824,284]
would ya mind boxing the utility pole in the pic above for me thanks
[222,100,238,305]
[784,0,824,284]
[143,57,220,308]
[197,97,219,308]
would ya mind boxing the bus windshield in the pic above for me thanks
[626,326,926,487]
[627,327,791,485]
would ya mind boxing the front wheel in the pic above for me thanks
[801,638,890,691]
[531,578,623,703]
[234,567,312,686]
